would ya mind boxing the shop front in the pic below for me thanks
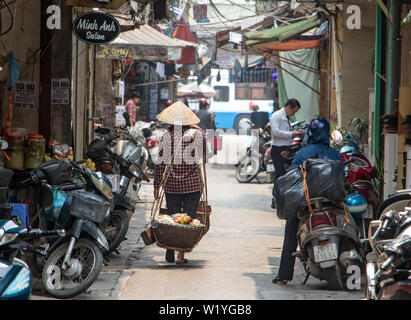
[94,23,198,126]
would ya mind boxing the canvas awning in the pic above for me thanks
[177,82,216,98]
[244,13,326,50]
[96,24,198,61]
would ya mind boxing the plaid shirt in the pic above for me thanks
[154,127,206,194]
[125,99,137,123]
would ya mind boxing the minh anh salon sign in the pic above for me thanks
[72,11,120,44]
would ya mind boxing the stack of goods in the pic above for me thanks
[155,213,204,227]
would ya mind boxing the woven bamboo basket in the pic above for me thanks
[197,200,211,235]
[151,219,205,252]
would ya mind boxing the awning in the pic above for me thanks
[263,37,325,51]
[172,16,199,64]
[177,82,216,99]
[244,13,326,49]
[96,24,197,61]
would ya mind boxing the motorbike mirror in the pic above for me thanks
[331,130,343,145]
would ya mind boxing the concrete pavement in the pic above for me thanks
[32,134,366,300]
[42,163,363,300]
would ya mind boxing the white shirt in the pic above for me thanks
[269,108,293,146]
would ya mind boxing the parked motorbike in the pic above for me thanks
[138,121,167,176]
[375,189,411,218]
[294,195,365,290]
[331,130,380,238]
[56,159,135,256]
[290,159,366,290]
[0,220,65,300]
[86,123,150,254]
[0,168,65,300]
[22,160,110,299]
[235,120,305,183]
[365,207,411,299]
[87,118,150,200]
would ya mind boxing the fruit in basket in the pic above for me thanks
[189,219,203,226]
[173,214,194,225]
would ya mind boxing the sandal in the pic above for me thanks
[272,276,289,285]
[176,259,188,264]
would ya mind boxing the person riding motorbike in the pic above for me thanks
[272,117,343,285]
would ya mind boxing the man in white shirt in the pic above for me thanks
[269,99,304,208]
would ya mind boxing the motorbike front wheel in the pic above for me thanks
[104,210,130,256]
[42,238,103,299]
[235,155,260,183]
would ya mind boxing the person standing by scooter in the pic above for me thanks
[272,117,343,285]
[269,99,304,208]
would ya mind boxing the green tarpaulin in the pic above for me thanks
[245,14,325,48]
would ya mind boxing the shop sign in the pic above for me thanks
[96,45,170,61]
[14,81,36,110]
[73,12,120,44]
[51,79,70,105]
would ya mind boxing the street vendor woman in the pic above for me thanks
[154,100,207,265]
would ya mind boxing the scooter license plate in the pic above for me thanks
[313,243,338,263]
[266,163,275,173]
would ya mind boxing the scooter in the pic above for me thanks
[0,167,65,300]
[0,220,65,300]
[285,159,365,290]
[366,207,411,300]
[22,160,110,299]
[331,130,380,236]
[235,120,306,183]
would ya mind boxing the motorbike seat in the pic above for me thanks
[95,127,111,135]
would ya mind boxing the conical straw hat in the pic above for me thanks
[156,100,200,125]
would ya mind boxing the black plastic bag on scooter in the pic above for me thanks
[274,167,305,220]
[303,157,346,203]
[274,158,346,221]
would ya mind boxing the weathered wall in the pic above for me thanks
[50,2,73,145]
[0,2,41,136]
[341,0,376,131]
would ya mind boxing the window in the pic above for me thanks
[214,86,230,102]
[235,83,275,100]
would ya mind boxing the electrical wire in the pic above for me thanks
[0,0,14,36]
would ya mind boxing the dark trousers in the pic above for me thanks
[271,145,299,280]
[270,145,289,200]
[278,214,299,280]
[270,145,289,179]
[165,192,201,218]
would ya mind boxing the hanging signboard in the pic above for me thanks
[96,45,173,61]
[66,0,127,10]
[73,11,120,44]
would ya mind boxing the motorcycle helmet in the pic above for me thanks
[306,117,330,145]
[199,98,208,109]
[345,193,367,217]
